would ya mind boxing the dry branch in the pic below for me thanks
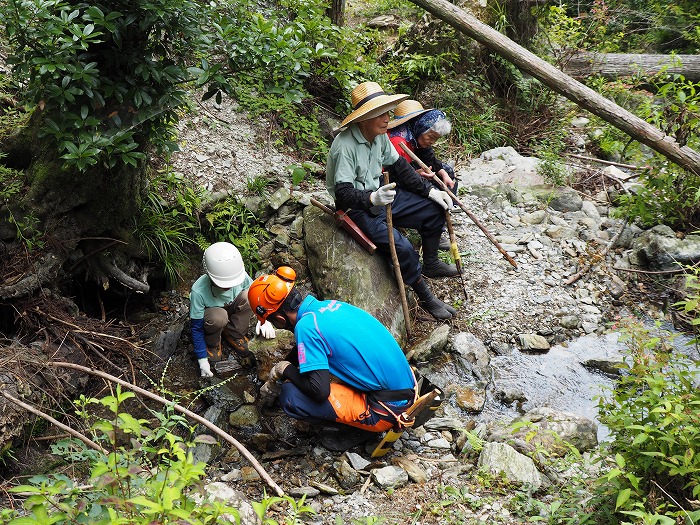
[0,391,107,455]
[563,222,627,285]
[47,361,285,496]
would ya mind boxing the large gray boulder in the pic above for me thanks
[303,206,407,346]
[632,224,700,270]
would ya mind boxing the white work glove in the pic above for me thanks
[198,357,213,378]
[259,381,282,407]
[369,183,396,206]
[269,360,292,381]
[256,320,276,339]
[428,187,451,210]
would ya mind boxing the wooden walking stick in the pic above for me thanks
[398,142,518,269]
[444,210,469,302]
[383,172,412,341]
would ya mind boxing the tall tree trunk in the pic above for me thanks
[0,114,148,299]
[329,0,345,26]
[409,0,700,176]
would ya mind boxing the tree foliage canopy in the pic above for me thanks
[2,0,208,170]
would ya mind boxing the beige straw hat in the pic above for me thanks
[386,100,432,129]
[337,82,408,130]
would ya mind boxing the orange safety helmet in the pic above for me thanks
[248,267,297,322]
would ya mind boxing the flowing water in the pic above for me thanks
[434,324,700,443]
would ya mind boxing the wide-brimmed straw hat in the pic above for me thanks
[386,100,432,130]
[337,82,408,130]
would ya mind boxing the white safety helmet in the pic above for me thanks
[202,242,245,288]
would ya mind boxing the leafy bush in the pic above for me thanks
[430,76,512,160]
[196,0,366,159]
[584,319,700,524]
[203,196,269,274]
[1,0,208,171]
[614,160,700,229]
[3,386,241,525]
[586,75,700,229]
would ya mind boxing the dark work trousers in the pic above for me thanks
[279,382,407,432]
[202,290,251,348]
[347,188,445,287]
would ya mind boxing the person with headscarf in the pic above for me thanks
[388,100,457,196]
[325,82,458,321]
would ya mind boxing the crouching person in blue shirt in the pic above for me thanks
[248,266,418,433]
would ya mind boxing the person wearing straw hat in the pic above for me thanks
[326,81,458,321]
[387,99,458,197]
[389,99,459,250]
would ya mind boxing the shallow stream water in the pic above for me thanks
[436,323,700,443]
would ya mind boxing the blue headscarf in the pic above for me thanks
[389,109,447,148]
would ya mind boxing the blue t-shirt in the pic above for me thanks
[294,296,414,393]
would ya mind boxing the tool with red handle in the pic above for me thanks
[310,197,377,254]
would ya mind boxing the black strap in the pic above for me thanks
[354,91,385,110]
[367,388,414,404]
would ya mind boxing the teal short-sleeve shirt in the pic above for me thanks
[326,124,399,199]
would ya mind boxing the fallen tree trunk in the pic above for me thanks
[564,52,700,82]
[409,0,700,176]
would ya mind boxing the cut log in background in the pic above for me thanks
[409,0,700,176]
[564,52,700,82]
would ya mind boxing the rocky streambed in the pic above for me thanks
[131,97,700,523]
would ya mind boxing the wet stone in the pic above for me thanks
[289,486,320,498]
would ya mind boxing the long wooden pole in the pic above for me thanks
[399,143,518,268]
[383,173,412,341]
[408,0,700,176]
[48,361,285,496]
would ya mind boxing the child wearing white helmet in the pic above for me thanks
[189,242,276,377]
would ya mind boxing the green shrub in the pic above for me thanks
[430,76,512,160]
[3,386,240,525]
[1,0,207,171]
[614,160,700,229]
[585,318,700,524]
[198,0,366,160]
[203,196,268,274]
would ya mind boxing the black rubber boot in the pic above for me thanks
[438,230,451,251]
[412,278,453,320]
[421,235,459,278]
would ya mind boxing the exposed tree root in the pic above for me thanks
[95,253,150,293]
[0,249,67,299]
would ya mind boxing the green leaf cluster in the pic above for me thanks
[133,168,268,284]
[584,319,700,524]
[202,197,269,275]
[1,0,206,171]
[190,0,365,159]
[2,386,240,525]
